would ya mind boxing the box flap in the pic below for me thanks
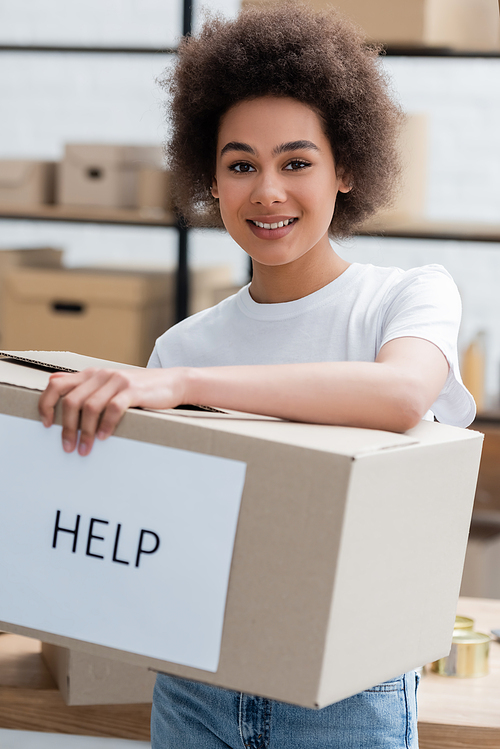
[0,351,138,393]
[0,349,139,372]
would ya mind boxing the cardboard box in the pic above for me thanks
[0,268,174,366]
[137,167,173,217]
[0,248,63,346]
[470,420,500,517]
[243,0,500,51]
[42,642,156,705]
[0,160,56,206]
[58,144,164,209]
[93,262,234,316]
[190,266,234,314]
[460,522,500,599]
[212,285,244,306]
[0,350,483,708]
[380,113,428,222]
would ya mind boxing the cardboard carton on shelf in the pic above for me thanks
[0,350,483,708]
[189,266,234,314]
[137,167,173,218]
[211,285,244,306]
[0,267,174,366]
[460,520,500,599]
[243,0,500,51]
[0,247,63,278]
[93,261,235,317]
[0,264,236,366]
[0,160,56,207]
[42,642,156,706]
[0,248,63,345]
[57,144,164,209]
[378,113,428,223]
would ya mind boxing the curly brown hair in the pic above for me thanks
[161,1,402,237]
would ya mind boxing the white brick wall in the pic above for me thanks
[0,1,499,403]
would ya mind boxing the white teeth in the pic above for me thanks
[252,218,295,229]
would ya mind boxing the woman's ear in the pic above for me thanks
[211,178,219,199]
[336,167,352,194]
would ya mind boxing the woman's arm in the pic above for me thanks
[38,336,449,456]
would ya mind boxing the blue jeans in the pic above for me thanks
[151,670,420,748]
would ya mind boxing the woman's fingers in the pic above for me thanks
[38,366,191,456]
[60,370,116,453]
[39,369,99,428]
[78,374,133,455]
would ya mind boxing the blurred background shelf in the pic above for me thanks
[383,46,500,58]
[359,218,500,243]
[2,209,500,243]
[0,204,176,228]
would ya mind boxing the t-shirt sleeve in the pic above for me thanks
[147,345,162,369]
[378,264,476,428]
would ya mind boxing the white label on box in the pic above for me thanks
[0,413,246,672]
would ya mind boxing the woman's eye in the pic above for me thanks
[229,162,255,173]
[284,160,310,171]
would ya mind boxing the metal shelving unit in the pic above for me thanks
[2,5,499,320]
[0,0,193,322]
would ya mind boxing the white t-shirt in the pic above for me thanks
[149,262,476,428]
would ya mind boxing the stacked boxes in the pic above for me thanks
[42,643,156,706]
[244,0,500,50]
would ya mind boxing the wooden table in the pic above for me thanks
[418,597,500,749]
[0,635,151,740]
[1,597,499,745]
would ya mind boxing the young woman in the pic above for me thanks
[39,4,475,746]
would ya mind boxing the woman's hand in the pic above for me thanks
[38,367,190,456]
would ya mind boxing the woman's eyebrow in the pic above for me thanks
[220,140,320,158]
[272,140,320,155]
[220,141,256,157]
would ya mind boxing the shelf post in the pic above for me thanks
[174,0,193,323]
[176,220,189,322]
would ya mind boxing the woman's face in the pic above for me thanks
[212,96,350,270]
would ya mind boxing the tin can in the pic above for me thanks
[453,615,474,634]
[431,630,490,677]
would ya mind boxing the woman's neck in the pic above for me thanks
[249,245,350,304]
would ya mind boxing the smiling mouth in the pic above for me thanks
[249,218,297,230]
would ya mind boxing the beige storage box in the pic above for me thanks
[95,262,234,316]
[379,113,428,222]
[244,0,500,51]
[137,167,173,216]
[42,642,156,706]
[0,267,174,366]
[460,522,500,599]
[190,266,234,314]
[58,144,164,209]
[0,351,483,708]
[0,248,63,345]
[212,285,243,307]
[0,248,63,283]
[0,160,56,207]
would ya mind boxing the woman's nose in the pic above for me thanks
[250,170,286,205]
